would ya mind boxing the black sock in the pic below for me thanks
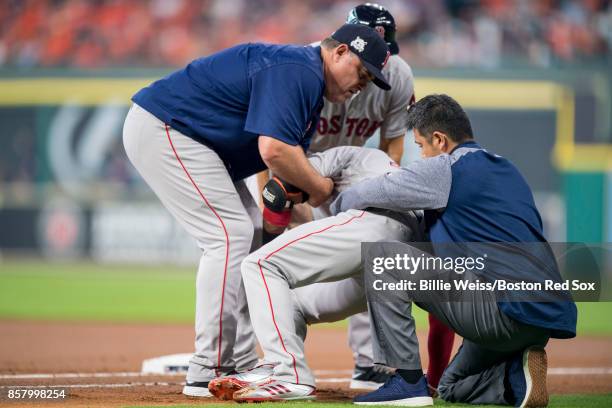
[396,369,423,384]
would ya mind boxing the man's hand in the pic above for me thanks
[262,217,288,245]
[307,177,333,207]
[259,135,334,207]
[289,203,314,228]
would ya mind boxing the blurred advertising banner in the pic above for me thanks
[90,202,200,264]
[0,201,199,264]
[0,73,610,263]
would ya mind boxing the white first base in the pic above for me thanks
[141,353,191,375]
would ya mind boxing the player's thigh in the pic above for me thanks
[125,112,252,246]
[245,209,410,287]
[162,140,254,248]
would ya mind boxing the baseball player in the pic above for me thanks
[310,3,413,160]
[331,94,577,407]
[122,24,392,397]
[207,146,425,402]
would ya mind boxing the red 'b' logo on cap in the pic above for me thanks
[382,51,390,68]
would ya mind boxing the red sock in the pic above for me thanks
[426,313,455,390]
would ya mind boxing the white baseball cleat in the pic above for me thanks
[208,364,274,400]
[232,379,316,402]
[183,380,213,397]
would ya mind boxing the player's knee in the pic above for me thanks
[240,252,261,277]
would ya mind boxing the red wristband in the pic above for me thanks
[263,207,292,227]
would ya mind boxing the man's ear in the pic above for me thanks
[334,44,349,59]
[432,131,449,151]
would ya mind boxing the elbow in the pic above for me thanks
[260,149,280,166]
[258,136,284,165]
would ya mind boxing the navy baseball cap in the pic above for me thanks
[331,24,391,91]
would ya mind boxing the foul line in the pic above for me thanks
[0,367,610,385]
[0,369,352,380]
[0,372,172,379]
[0,382,180,389]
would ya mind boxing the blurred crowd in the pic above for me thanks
[0,0,610,69]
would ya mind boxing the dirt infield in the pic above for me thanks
[1,320,611,407]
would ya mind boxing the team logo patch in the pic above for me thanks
[351,36,367,53]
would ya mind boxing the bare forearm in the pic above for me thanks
[380,135,404,164]
[258,136,332,206]
[264,145,324,192]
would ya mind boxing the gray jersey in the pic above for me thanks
[306,146,401,216]
[308,146,400,194]
[309,55,415,153]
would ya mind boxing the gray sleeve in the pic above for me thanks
[330,154,452,214]
[306,152,329,177]
[380,61,414,139]
[307,146,361,178]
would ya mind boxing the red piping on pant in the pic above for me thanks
[165,124,230,376]
[257,210,367,384]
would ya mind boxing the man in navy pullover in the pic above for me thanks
[331,94,577,407]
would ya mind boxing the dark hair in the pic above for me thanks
[406,94,473,143]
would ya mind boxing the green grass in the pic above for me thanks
[125,394,612,407]
[0,261,196,323]
[571,302,612,336]
[0,260,611,336]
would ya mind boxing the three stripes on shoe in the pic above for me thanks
[259,382,292,396]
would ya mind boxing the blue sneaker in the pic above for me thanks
[353,374,433,406]
[508,347,548,407]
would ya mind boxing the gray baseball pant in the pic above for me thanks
[241,210,416,387]
[364,241,550,405]
[348,313,375,366]
[123,104,259,382]
[311,206,382,368]
[292,277,368,341]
